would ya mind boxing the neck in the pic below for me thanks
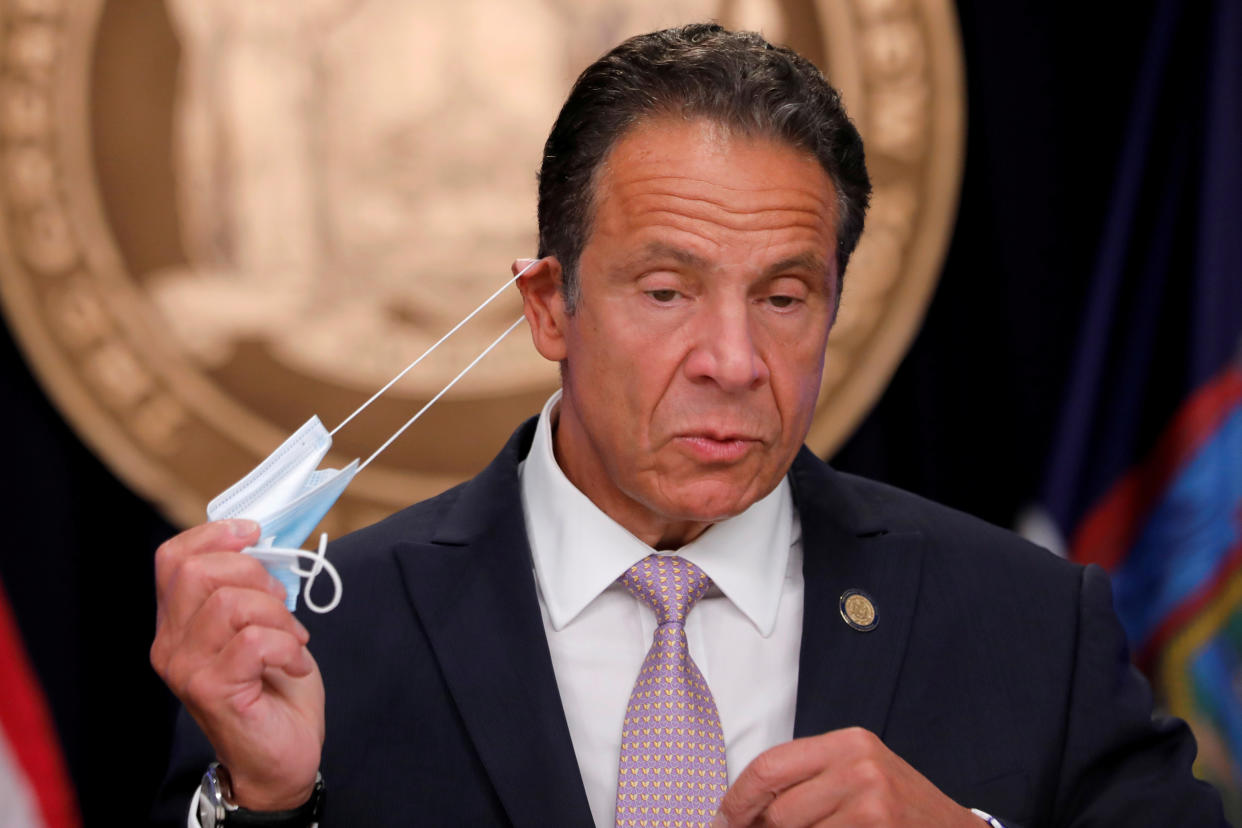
[649,520,713,551]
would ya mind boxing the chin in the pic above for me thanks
[658,484,760,524]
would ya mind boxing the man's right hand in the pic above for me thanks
[150,520,325,811]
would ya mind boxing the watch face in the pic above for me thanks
[199,768,228,828]
[198,794,217,828]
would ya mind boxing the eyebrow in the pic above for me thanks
[631,241,710,270]
[764,252,831,281]
[630,242,829,281]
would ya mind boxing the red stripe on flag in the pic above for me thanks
[0,577,80,828]
[1071,367,1242,569]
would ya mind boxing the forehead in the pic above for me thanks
[587,118,838,256]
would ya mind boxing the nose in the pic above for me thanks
[683,302,769,392]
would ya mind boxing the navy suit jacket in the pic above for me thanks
[154,418,1226,826]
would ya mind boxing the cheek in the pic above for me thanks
[772,341,829,427]
[566,320,656,437]
[597,317,689,404]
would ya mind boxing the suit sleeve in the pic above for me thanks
[149,706,215,827]
[1051,563,1227,825]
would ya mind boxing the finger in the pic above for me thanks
[738,771,849,828]
[154,519,260,597]
[717,737,837,826]
[188,626,315,707]
[719,729,890,828]
[153,551,287,677]
[221,627,316,684]
[161,586,309,690]
[162,550,287,632]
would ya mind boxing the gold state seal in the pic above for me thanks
[0,0,964,534]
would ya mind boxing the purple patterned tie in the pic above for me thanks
[614,555,728,827]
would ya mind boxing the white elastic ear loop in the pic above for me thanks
[359,315,526,471]
[330,260,539,437]
[277,315,524,604]
[283,316,523,607]
[294,532,341,613]
[247,533,343,614]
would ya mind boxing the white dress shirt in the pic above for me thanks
[520,391,804,828]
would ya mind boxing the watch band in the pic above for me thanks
[199,763,324,828]
[970,807,1005,828]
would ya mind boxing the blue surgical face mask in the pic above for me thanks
[206,416,358,612]
[206,261,537,612]
[207,415,359,550]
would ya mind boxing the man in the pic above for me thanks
[150,25,1226,827]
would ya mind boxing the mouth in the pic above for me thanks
[673,433,762,463]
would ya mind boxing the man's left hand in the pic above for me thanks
[713,727,981,827]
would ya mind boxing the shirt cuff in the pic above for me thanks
[970,807,1005,827]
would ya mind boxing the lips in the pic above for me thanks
[674,432,761,463]
[687,429,758,442]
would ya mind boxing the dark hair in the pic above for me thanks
[537,23,871,309]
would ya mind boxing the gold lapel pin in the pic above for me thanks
[839,589,877,632]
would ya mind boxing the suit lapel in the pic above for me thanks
[393,422,594,828]
[788,451,925,740]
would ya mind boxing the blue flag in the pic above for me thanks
[1039,0,1242,813]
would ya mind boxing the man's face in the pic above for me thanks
[526,117,839,547]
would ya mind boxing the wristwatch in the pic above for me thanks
[198,762,324,828]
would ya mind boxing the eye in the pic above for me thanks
[762,276,810,310]
[646,288,680,303]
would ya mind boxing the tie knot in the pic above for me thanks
[619,555,712,626]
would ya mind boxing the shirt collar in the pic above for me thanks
[519,390,794,637]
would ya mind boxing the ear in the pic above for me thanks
[514,256,568,362]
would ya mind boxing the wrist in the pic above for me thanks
[230,770,318,812]
[198,763,324,828]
